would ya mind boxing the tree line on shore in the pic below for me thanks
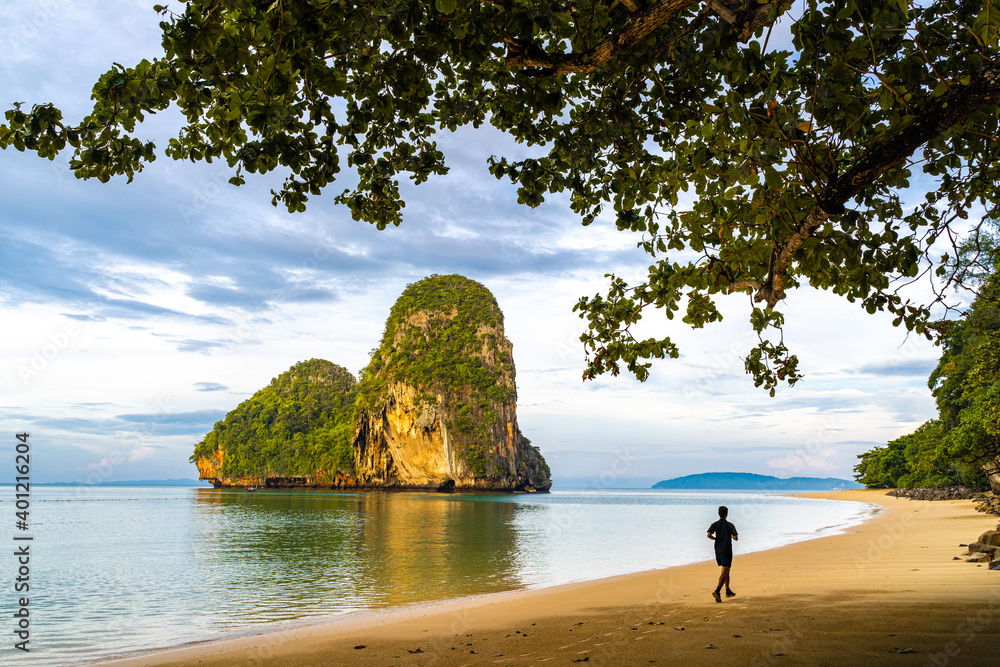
[855,242,1000,492]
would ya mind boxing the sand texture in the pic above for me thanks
[101,490,1000,666]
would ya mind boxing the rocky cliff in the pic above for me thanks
[192,275,551,492]
[352,275,551,491]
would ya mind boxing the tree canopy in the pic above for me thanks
[928,249,1000,484]
[4,0,1000,388]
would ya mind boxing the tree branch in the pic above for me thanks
[754,208,828,306]
[504,0,784,74]
[729,279,762,293]
[706,0,776,41]
[755,63,1000,307]
[818,64,1000,216]
[505,0,697,74]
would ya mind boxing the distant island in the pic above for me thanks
[652,472,863,491]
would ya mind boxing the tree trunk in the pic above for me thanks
[985,458,1000,494]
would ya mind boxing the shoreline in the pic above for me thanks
[99,489,1000,666]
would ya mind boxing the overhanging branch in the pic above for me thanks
[818,64,1000,215]
[504,0,784,74]
[756,63,1000,308]
[505,0,697,74]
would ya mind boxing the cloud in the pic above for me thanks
[100,298,234,326]
[194,382,228,392]
[0,146,639,336]
[170,339,233,353]
[766,454,837,474]
[853,358,939,377]
[22,410,225,438]
[116,409,225,428]
[62,313,106,322]
[128,446,158,463]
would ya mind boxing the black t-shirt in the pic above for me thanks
[708,519,738,556]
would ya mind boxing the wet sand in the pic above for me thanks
[101,489,1000,666]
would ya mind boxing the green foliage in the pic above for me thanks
[894,421,965,488]
[357,274,517,476]
[930,267,1000,469]
[190,359,358,478]
[853,438,909,489]
[358,274,511,407]
[853,420,985,488]
[528,443,551,487]
[856,242,1000,488]
[7,0,1000,387]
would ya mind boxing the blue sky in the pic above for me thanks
[0,1,944,487]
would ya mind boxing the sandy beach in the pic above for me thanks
[102,490,1000,666]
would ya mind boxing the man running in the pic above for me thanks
[707,505,738,602]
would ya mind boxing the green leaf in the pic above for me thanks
[435,0,458,14]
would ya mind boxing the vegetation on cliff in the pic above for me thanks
[855,241,1000,490]
[190,359,357,479]
[357,274,541,482]
[358,274,509,409]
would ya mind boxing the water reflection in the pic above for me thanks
[190,490,525,627]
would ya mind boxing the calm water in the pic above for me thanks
[0,486,874,665]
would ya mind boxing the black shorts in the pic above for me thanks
[715,552,732,567]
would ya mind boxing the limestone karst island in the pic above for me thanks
[191,274,551,492]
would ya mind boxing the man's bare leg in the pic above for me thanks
[713,566,730,601]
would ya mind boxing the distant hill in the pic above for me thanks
[45,479,206,487]
[652,472,863,491]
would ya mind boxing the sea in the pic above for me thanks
[0,485,875,666]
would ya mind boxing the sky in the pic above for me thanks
[0,1,950,487]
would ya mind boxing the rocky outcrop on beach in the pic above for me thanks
[960,526,1000,570]
[887,487,986,501]
[352,275,551,492]
[886,488,1000,516]
[192,275,551,492]
[893,490,1000,570]
[986,460,1000,494]
[973,493,1000,516]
